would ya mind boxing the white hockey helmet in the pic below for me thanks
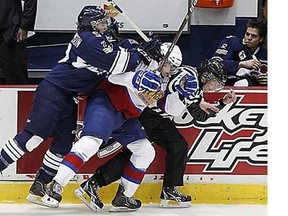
[160,42,183,68]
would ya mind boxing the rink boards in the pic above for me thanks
[0,86,267,204]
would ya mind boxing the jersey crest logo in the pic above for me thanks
[138,90,164,106]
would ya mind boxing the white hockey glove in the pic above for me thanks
[132,70,162,92]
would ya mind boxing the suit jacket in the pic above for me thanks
[0,0,37,30]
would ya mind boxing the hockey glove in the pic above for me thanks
[176,73,202,105]
[137,33,161,65]
[132,70,162,92]
[174,73,198,96]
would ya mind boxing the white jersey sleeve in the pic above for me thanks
[164,91,187,117]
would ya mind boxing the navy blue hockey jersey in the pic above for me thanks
[213,35,267,76]
[45,31,142,94]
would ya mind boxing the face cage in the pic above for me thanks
[90,17,108,31]
[170,62,178,71]
[202,71,225,90]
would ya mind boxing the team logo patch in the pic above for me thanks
[138,90,164,106]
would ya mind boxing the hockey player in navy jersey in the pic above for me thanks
[0,5,161,204]
[72,58,236,212]
[213,18,267,86]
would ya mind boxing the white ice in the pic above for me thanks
[0,204,267,216]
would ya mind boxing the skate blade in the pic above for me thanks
[109,205,139,212]
[26,193,44,205]
[74,187,102,212]
[159,199,191,208]
[38,194,59,208]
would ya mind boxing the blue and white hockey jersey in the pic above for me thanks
[213,35,267,76]
[45,31,142,94]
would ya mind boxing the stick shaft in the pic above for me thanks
[158,0,198,71]
[107,0,150,42]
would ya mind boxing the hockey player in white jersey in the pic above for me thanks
[72,58,236,211]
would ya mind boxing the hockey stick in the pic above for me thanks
[158,0,198,72]
[106,0,150,42]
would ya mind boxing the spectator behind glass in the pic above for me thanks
[0,0,37,84]
[213,18,267,86]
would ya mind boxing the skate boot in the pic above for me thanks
[74,178,104,212]
[109,184,141,212]
[159,186,192,208]
[26,172,47,205]
[41,180,63,208]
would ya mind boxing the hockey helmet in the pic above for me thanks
[77,5,107,31]
[199,57,227,86]
[160,42,183,69]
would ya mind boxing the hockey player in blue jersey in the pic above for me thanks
[0,5,161,203]
[213,18,267,86]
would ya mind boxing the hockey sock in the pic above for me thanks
[54,152,85,187]
[38,150,65,184]
[0,139,25,172]
[121,162,145,197]
[0,154,8,171]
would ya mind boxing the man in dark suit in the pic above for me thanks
[0,0,37,84]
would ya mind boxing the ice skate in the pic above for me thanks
[26,172,47,205]
[40,180,63,208]
[159,186,192,208]
[74,178,104,212]
[109,184,141,212]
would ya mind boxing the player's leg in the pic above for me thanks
[151,118,191,207]
[27,103,77,204]
[109,119,155,212]
[41,91,125,209]
[0,80,71,172]
[75,148,131,212]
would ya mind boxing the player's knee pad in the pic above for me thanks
[26,135,44,152]
[70,136,102,162]
[127,139,155,170]
[14,130,44,152]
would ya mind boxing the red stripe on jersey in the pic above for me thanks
[63,153,85,172]
[98,80,141,118]
[123,162,145,184]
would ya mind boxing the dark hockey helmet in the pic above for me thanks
[105,17,120,42]
[199,57,227,86]
[77,5,107,31]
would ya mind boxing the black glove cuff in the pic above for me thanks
[137,48,151,65]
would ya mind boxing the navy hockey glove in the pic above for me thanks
[132,70,162,92]
[137,33,161,65]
